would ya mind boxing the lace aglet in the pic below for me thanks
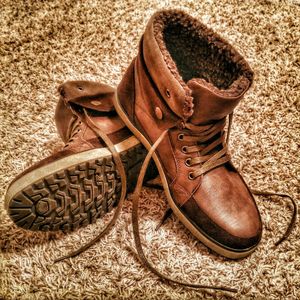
[274,241,281,247]
[54,254,71,263]
[274,237,285,247]
[155,208,173,231]
[155,220,164,231]
[54,247,83,263]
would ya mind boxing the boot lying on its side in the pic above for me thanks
[5,81,157,232]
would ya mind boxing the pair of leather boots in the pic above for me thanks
[5,10,296,292]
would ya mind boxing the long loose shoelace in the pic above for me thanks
[130,114,297,293]
[131,130,237,292]
[55,109,297,294]
[55,108,236,292]
[251,190,297,246]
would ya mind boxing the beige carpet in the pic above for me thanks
[0,0,299,299]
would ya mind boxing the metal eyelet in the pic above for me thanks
[181,146,188,153]
[59,89,65,97]
[177,133,184,141]
[166,89,171,98]
[188,172,195,180]
[185,158,192,167]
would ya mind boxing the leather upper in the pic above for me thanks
[187,79,250,125]
[117,10,262,251]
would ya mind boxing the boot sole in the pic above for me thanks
[5,136,154,232]
[113,94,258,260]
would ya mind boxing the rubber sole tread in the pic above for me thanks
[8,143,157,232]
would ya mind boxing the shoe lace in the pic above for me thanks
[150,113,297,246]
[131,113,297,293]
[251,190,297,246]
[131,130,237,293]
[54,107,297,292]
[178,115,231,180]
[54,107,127,262]
[55,109,237,292]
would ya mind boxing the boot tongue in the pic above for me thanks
[187,78,250,125]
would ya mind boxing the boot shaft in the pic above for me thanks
[118,10,254,126]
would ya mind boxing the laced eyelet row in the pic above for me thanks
[185,158,192,167]
[188,172,195,180]
[180,140,193,178]
[177,133,184,141]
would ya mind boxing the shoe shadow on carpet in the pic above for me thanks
[0,214,64,254]
[0,140,68,254]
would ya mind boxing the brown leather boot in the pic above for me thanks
[5,81,156,232]
[115,10,262,259]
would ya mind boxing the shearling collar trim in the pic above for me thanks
[152,9,254,118]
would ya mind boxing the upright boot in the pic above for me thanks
[115,10,262,259]
[5,81,156,232]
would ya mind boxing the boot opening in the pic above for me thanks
[163,23,239,89]
[153,10,253,92]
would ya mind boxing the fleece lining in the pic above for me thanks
[152,10,254,118]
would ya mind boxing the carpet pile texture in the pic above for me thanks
[0,0,299,299]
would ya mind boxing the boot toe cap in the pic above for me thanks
[181,197,262,253]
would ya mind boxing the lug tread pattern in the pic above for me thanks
[8,144,157,232]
